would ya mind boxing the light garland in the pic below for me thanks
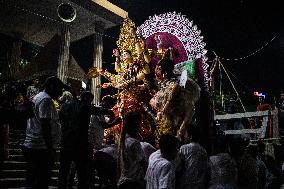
[219,32,280,61]
[3,1,281,63]
[0,1,117,40]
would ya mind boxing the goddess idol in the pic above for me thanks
[88,18,156,140]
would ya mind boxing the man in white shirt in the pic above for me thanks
[176,126,208,189]
[140,141,156,164]
[23,76,65,189]
[118,112,146,189]
[145,134,179,189]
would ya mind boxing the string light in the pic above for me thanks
[219,31,281,61]
[1,1,117,40]
[2,1,60,23]
[4,1,281,63]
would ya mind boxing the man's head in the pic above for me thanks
[188,125,201,143]
[44,76,65,99]
[33,78,40,87]
[101,95,116,109]
[258,96,264,104]
[80,91,94,105]
[124,112,141,138]
[159,134,179,161]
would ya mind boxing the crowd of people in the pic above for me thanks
[0,74,284,189]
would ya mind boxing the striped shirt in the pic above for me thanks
[176,142,208,189]
[145,150,175,189]
[209,153,237,186]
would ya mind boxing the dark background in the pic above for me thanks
[2,0,282,108]
[104,0,284,102]
[0,1,280,147]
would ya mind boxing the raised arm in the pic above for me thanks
[90,105,114,117]
[113,49,121,73]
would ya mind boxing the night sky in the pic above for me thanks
[105,0,284,99]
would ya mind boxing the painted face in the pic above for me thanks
[155,64,163,81]
[122,51,132,64]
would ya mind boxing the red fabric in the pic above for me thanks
[256,103,273,138]
[256,103,272,111]
[112,95,153,140]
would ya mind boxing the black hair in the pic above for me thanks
[159,134,178,155]
[80,91,94,101]
[188,124,201,142]
[101,95,116,108]
[44,76,65,89]
[124,112,141,135]
[157,56,175,79]
[228,136,249,157]
[123,50,132,56]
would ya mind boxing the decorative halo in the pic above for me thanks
[137,11,210,90]
[137,12,207,63]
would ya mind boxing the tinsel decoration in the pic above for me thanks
[116,17,137,56]
[155,118,177,139]
[87,67,101,79]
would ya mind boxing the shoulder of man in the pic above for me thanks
[33,92,52,105]
[61,100,80,112]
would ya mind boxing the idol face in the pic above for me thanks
[122,51,132,64]
[155,64,163,81]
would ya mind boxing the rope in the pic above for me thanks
[213,52,247,112]
[220,61,247,112]
[209,58,218,75]
[225,65,254,93]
